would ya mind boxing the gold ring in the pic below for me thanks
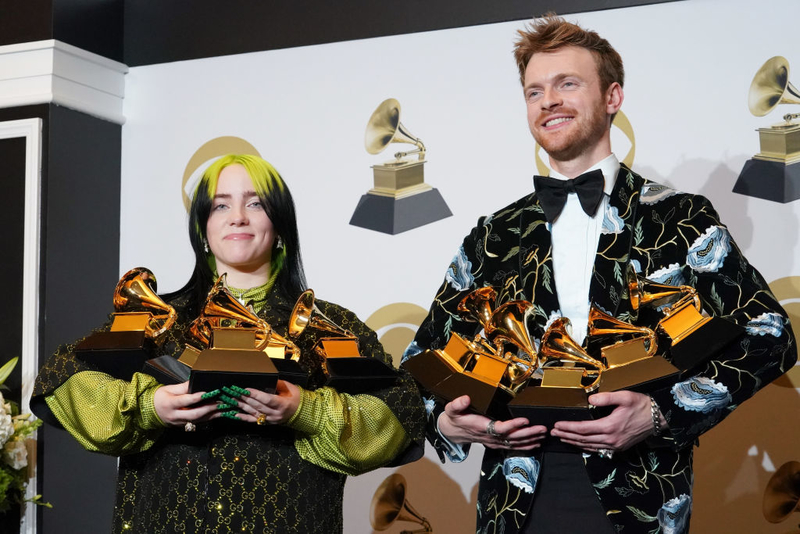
[256,413,268,426]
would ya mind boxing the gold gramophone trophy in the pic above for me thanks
[349,98,451,234]
[628,266,743,371]
[180,276,279,393]
[734,56,800,203]
[370,473,432,534]
[76,267,177,380]
[402,288,535,418]
[288,289,397,393]
[587,306,679,393]
[763,460,800,525]
[508,317,604,432]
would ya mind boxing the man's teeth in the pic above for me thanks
[545,117,573,127]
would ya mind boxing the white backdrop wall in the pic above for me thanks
[121,0,800,531]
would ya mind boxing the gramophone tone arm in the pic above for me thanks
[393,147,426,161]
[784,112,800,123]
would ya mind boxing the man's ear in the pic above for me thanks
[606,82,624,115]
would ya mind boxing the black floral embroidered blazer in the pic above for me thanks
[405,165,796,534]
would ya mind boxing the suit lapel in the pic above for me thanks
[589,164,643,318]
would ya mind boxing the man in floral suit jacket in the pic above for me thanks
[404,15,796,534]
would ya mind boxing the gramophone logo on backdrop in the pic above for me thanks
[733,56,800,203]
[349,98,452,235]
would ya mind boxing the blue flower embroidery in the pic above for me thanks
[502,456,540,494]
[746,312,784,337]
[445,246,475,291]
[601,204,625,235]
[687,226,731,273]
[629,259,642,274]
[657,494,691,534]
[401,341,423,364]
[423,397,436,415]
[647,263,686,287]
[640,183,678,205]
[671,376,731,413]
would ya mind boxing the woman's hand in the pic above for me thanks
[153,381,218,427]
[236,380,302,425]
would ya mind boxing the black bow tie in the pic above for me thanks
[533,168,605,223]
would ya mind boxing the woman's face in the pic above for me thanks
[205,164,276,279]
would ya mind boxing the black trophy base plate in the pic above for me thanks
[669,317,745,372]
[508,387,595,453]
[271,358,310,388]
[349,188,452,235]
[597,357,680,394]
[189,370,279,394]
[75,331,153,380]
[324,358,399,394]
[733,158,800,203]
[143,355,191,384]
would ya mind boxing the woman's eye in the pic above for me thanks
[212,203,228,211]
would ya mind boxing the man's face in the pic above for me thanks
[523,46,617,166]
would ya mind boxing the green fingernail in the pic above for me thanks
[201,389,221,400]
[217,402,237,411]
[219,394,238,405]
[231,385,250,396]
[221,386,241,398]
[221,410,240,420]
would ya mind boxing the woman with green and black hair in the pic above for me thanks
[31,154,426,533]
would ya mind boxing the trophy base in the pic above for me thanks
[143,355,191,384]
[668,317,745,371]
[270,358,310,388]
[597,356,680,394]
[189,348,279,393]
[508,387,593,453]
[324,358,399,394]
[434,371,512,419]
[733,158,800,203]
[401,349,462,393]
[75,331,153,380]
[349,188,452,235]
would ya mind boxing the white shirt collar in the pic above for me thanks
[548,154,620,197]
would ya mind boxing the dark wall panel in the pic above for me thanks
[53,0,124,62]
[0,0,54,46]
[0,0,122,61]
[38,104,121,534]
[123,0,681,66]
[0,135,27,534]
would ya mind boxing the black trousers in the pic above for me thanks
[522,452,617,534]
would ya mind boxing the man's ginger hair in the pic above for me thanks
[513,14,624,92]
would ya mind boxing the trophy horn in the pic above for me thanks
[365,98,426,161]
[188,275,272,350]
[457,287,497,329]
[370,473,432,533]
[288,289,355,340]
[485,300,537,359]
[588,306,657,358]
[764,461,800,523]
[113,267,177,338]
[627,267,700,312]
[748,56,800,117]
[539,317,605,391]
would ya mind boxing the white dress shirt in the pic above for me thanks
[545,154,620,345]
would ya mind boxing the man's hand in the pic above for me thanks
[550,390,656,454]
[438,395,547,450]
